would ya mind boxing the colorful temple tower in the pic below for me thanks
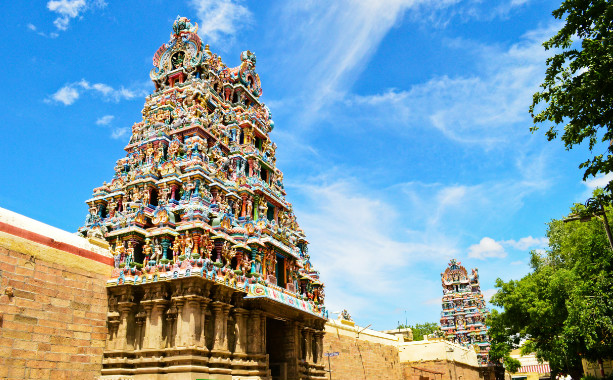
[78,16,326,380]
[439,259,490,366]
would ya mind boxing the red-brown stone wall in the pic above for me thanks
[323,331,402,380]
[402,360,482,380]
[0,241,110,380]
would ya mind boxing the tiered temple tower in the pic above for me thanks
[78,16,326,380]
[439,259,490,366]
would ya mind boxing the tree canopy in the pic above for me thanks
[488,192,612,378]
[530,0,613,198]
[397,322,441,341]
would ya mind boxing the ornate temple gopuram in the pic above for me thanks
[78,17,326,380]
[439,259,490,366]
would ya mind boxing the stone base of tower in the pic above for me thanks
[100,349,269,379]
[101,276,326,380]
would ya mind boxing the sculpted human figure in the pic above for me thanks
[126,242,135,266]
[172,236,181,263]
[220,197,230,213]
[246,199,253,220]
[258,198,267,219]
[153,239,163,263]
[221,242,233,266]
[233,200,240,217]
[200,233,212,260]
[159,187,170,205]
[143,238,152,265]
[114,241,125,268]
[131,189,141,203]
[184,235,193,257]
[183,181,195,200]
[155,144,165,163]
[142,187,151,206]
[241,255,251,274]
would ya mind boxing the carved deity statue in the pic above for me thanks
[126,242,135,266]
[246,199,253,220]
[183,235,193,257]
[172,236,182,263]
[143,238,152,265]
[153,239,163,262]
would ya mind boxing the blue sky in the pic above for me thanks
[0,0,610,330]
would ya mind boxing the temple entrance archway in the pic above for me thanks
[266,317,289,380]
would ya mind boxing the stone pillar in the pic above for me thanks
[165,304,179,348]
[147,301,168,349]
[211,301,229,353]
[285,321,300,379]
[232,308,248,355]
[223,304,232,350]
[141,304,154,349]
[247,310,263,354]
[301,328,308,361]
[135,309,146,350]
[260,313,266,354]
[173,299,186,347]
[304,328,314,363]
[106,313,120,350]
[314,331,325,365]
[117,301,136,351]
[200,299,211,348]
[187,298,201,346]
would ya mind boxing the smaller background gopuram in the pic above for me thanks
[439,259,491,366]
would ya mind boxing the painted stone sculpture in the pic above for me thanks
[440,259,491,366]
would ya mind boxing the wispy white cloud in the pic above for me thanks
[583,172,612,190]
[274,0,421,123]
[341,22,562,147]
[396,151,552,233]
[94,115,129,140]
[469,237,507,259]
[95,115,114,125]
[46,79,148,105]
[266,0,538,128]
[190,0,252,46]
[502,235,548,251]
[111,127,129,140]
[26,23,59,39]
[408,0,533,28]
[576,172,612,201]
[49,86,80,105]
[482,288,498,303]
[291,177,459,319]
[46,0,106,31]
[467,234,547,260]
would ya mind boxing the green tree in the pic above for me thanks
[488,193,612,378]
[397,322,441,341]
[487,309,522,373]
[530,0,613,198]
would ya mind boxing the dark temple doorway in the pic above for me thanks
[266,317,288,380]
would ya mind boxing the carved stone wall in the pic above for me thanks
[322,331,402,380]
